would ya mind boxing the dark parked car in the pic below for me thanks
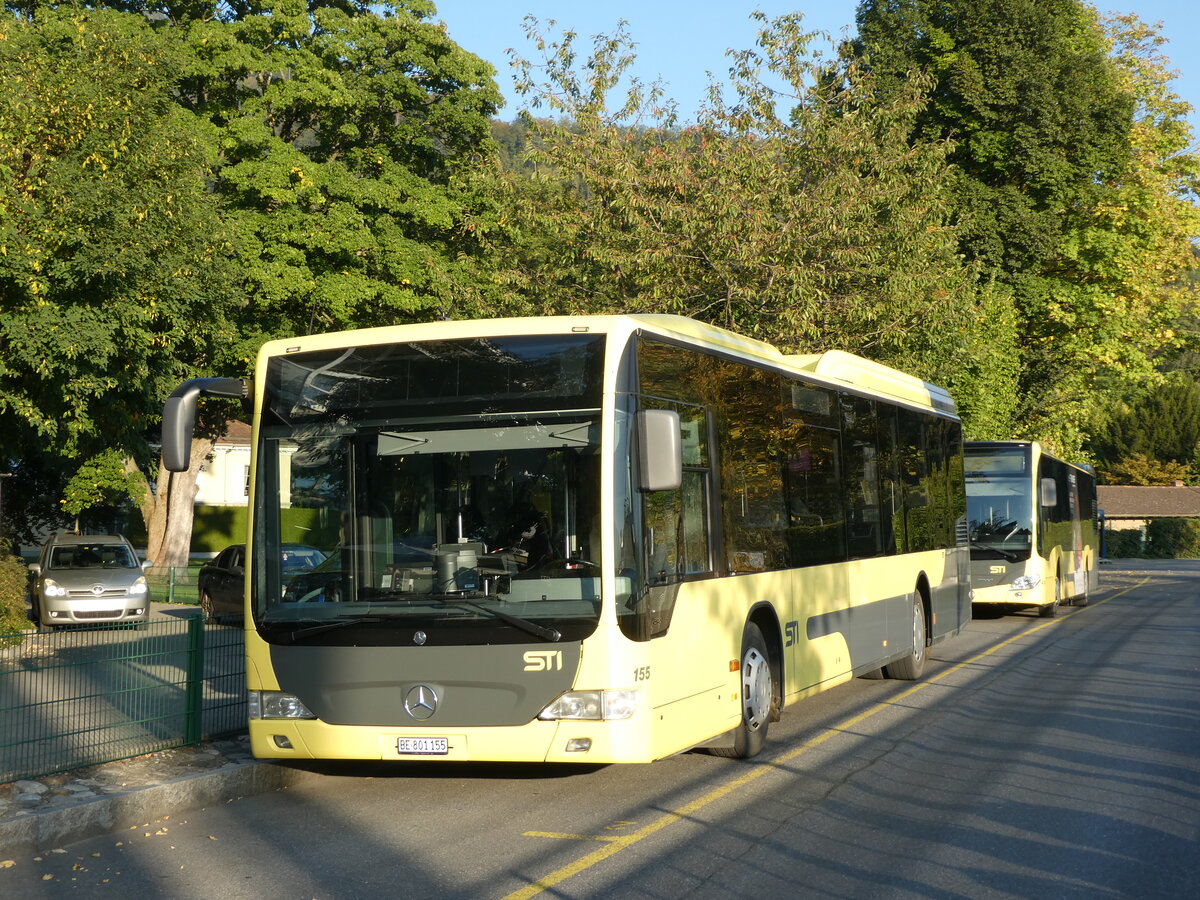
[29,532,150,630]
[198,543,326,621]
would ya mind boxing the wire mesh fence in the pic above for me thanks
[0,616,245,784]
[144,564,205,606]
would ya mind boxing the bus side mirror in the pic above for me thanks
[636,409,682,492]
[1040,477,1057,508]
[162,378,250,472]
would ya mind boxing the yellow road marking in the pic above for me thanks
[503,577,1150,900]
[523,832,621,842]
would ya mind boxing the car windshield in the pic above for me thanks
[281,546,325,574]
[49,543,137,569]
[250,334,608,646]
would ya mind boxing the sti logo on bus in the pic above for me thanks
[524,650,563,672]
[990,565,1006,574]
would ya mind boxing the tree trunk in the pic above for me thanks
[141,436,214,568]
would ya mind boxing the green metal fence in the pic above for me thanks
[0,616,246,784]
[145,564,205,606]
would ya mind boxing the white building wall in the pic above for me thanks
[194,440,295,508]
[195,444,251,507]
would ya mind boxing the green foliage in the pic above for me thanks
[1104,527,1144,558]
[61,449,146,517]
[490,13,1013,435]
[1145,518,1200,559]
[0,539,30,642]
[0,7,240,463]
[854,0,1200,453]
[1101,452,1193,486]
[0,3,506,549]
[165,0,505,336]
[1090,377,1200,475]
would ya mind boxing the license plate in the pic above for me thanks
[397,737,449,755]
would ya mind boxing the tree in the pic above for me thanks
[488,13,1016,436]
[153,0,506,335]
[854,0,1198,453]
[2,3,508,563]
[1101,452,1192,486]
[1090,377,1200,480]
[0,7,242,564]
[0,7,238,461]
[61,448,146,532]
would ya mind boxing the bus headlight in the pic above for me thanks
[538,689,640,721]
[249,690,317,719]
[1009,575,1041,591]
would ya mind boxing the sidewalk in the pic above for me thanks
[0,736,323,858]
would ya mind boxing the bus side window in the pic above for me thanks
[642,410,711,584]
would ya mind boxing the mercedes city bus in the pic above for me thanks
[965,441,1099,616]
[163,315,970,763]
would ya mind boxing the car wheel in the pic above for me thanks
[200,590,215,620]
[711,622,774,759]
[32,601,54,633]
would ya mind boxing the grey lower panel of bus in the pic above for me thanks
[805,592,915,662]
[269,642,581,728]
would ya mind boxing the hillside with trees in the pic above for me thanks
[0,0,1196,556]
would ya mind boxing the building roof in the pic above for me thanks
[216,420,251,445]
[1098,485,1200,519]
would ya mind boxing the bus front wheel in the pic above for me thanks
[711,622,773,759]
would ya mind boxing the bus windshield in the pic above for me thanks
[965,446,1033,561]
[251,335,607,646]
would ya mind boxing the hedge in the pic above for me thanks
[0,539,31,643]
[189,506,340,555]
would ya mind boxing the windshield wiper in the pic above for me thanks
[271,614,391,644]
[969,541,1022,563]
[431,595,561,642]
[272,597,562,644]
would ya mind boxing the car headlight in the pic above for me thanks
[1010,575,1041,591]
[129,576,148,596]
[538,689,640,721]
[43,578,68,597]
[249,691,316,719]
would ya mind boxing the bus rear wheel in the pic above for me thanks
[1072,576,1090,607]
[711,622,773,759]
[885,593,927,680]
[1039,578,1062,618]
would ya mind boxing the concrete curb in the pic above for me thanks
[0,760,324,857]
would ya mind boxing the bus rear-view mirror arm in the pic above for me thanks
[162,378,251,472]
[636,408,682,492]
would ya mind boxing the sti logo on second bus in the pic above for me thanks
[524,650,564,672]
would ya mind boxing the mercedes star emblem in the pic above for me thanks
[404,685,438,720]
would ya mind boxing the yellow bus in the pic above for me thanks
[965,441,1099,616]
[163,315,970,763]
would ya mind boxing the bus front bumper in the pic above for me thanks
[970,582,1052,607]
[249,716,654,765]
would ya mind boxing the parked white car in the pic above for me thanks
[29,533,150,630]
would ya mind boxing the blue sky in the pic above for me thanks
[433,1,1199,135]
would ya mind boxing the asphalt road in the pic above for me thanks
[3,561,1197,899]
